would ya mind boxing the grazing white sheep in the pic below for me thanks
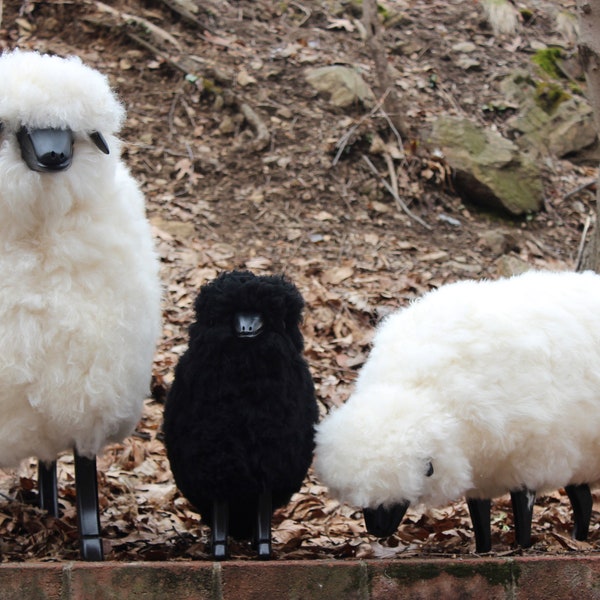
[0,49,162,559]
[315,270,600,552]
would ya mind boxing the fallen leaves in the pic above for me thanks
[0,0,597,563]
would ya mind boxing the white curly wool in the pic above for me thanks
[315,270,600,511]
[0,49,162,465]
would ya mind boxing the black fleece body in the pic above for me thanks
[164,270,318,539]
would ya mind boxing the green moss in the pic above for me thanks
[520,8,534,24]
[377,3,391,21]
[568,81,584,96]
[532,47,564,79]
[534,80,571,113]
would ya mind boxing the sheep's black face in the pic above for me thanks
[191,270,306,351]
[234,312,264,338]
[363,502,409,538]
[17,127,74,172]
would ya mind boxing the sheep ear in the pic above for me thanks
[90,131,110,154]
[425,461,434,477]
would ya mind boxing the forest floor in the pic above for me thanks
[0,0,598,562]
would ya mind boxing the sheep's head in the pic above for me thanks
[190,270,306,351]
[315,383,472,538]
[0,49,123,173]
[361,458,435,538]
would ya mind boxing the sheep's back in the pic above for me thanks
[317,271,600,510]
[354,270,600,498]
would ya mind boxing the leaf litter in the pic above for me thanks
[0,0,599,561]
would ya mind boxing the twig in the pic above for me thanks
[378,106,404,156]
[94,1,182,50]
[361,154,431,230]
[332,89,391,166]
[576,214,592,271]
[239,103,270,151]
[563,179,596,201]
[290,1,311,27]
[383,152,399,201]
[362,0,408,137]
[158,0,220,37]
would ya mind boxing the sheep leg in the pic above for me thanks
[466,498,492,553]
[510,488,535,548]
[254,492,272,559]
[565,483,593,541]
[212,500,229,560]
[74,450,103,561]
[38,460,59,517]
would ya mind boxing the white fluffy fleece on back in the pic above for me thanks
[315,270,600,511]
[0,49,162,465]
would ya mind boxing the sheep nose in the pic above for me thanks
[234,312,264,338]
[17,127,74,172]
[363,501,409,538]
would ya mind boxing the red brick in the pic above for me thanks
[515,556,600,600]
[221,560,368,600]
[67,562,219,600]
[0,563,64,600]
[368,558,514,600]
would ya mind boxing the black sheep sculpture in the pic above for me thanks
[164,270,318,559]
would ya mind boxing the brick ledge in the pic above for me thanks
[1,556,599,599]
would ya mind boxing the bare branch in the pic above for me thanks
[362,154,431,230]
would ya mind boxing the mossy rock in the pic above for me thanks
[501,69,596,158]
[532,47,565,79]
[427,117,543,216]
[305,65,375,108]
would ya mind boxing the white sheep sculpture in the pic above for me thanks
[315,270,600,552]
[0,49,162,560]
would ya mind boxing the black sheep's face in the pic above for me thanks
[234,312,265,339]
[7,123,110,173]
[191,271,305,350]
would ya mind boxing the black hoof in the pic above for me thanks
[213,542,228,561]
[565,483,593,541]
[74,450,103,561]
[256,541,271,560]
[38,460,59,517]
[80,537,104,562]
[510,488,535,549]
[467,498,492,553]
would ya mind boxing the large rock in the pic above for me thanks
[427,116,543,215]
[305,66,375,108]
[501,70,597,159]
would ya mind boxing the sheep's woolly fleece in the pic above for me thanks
[164,271,318,539]
[315,270,600,512]
[0,49,162,465]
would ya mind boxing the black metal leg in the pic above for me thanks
[38,460,59,517]
[466,498,492,553]
[565,483,593,541]
[212,499,229,560]
[74,450,103,561]
[254,492,272,559]
[510,488,535,548]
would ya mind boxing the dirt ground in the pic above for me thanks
[0,0,598,561]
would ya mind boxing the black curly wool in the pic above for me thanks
[163,270,318,539]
